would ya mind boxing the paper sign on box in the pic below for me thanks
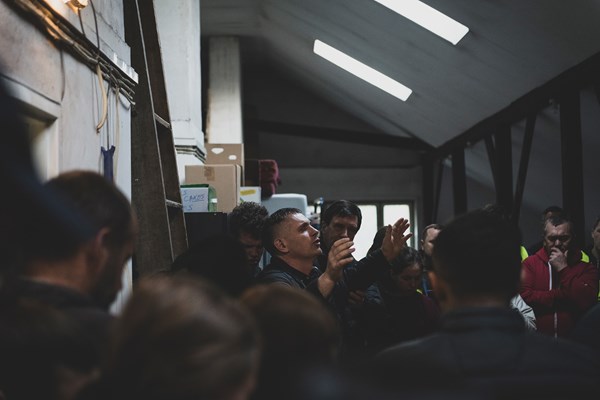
[181,185,216,213]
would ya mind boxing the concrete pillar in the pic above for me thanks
[154,0,204,182]
[206,36,243,144]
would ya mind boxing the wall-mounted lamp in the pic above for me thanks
[63,0,88,9]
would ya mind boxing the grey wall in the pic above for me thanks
[242,59,600,249]
[244,65,425,231]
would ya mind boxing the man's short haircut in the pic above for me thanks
[482,203,511,222]
[432,209,521,302]
[544,215,574,239]
[321,200,362,230]
[542,205,564,217]
[541,206,568,226]
[229,202,269,240]
[262,208,302,256]
[546,215,570,228]
[27,171,134,262]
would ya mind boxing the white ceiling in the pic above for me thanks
[201,0,600,147]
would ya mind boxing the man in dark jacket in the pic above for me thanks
[315,200,362,273]
[372,210,600,399]
[256,207,411,302]
[17,171,137,353]
[256,207,412,362]
[228,201,269,277]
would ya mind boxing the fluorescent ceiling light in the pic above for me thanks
[313,40,412,101]
[374,0,469,45]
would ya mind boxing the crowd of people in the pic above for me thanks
[2,77,600,400]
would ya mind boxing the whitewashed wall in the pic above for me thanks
[154,0,204,183]
[0,0,133,313]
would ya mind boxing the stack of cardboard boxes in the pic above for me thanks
[183,144,261,213]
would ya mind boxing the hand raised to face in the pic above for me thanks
[549,247,568,272]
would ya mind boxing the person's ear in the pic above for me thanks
[428,270,439,292]
[86,227,111,270]
[273,238,288,254]
[93,227,113,250]
[429,271,448,305]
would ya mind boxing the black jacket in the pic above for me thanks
[14,278,114,356]
[372,307,600,399]
[357,283,440,356]
[256,252,393,360]
[256,256,323,297]
[257,249,392,298]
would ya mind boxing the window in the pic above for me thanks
[353,202,415,260]
[354,205,378,260]
[24,115,59,181]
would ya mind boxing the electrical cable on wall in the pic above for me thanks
[99,68,115,182]
[11,0,136,104]
[10,0,134,182]
[86,0,116,182]
[113,84,121,178]
[96,63,108,134]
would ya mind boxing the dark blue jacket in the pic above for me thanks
[373,307,600,399]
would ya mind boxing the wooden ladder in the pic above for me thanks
[124,0,188,276]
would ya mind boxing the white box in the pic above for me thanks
[261,193,309,216]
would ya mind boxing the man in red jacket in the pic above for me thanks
[521,215,598,338]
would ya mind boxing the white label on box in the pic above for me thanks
[181,187,210,212]
[240,186,261,203]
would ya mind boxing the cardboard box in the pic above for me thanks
[206,144,245,183]
[240,186,261,203]
[180,184,216,213]
[185,165,241,212]
[206,143,244,165]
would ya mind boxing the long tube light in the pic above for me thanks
[313,40,412,101]
[374,0,469,45]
